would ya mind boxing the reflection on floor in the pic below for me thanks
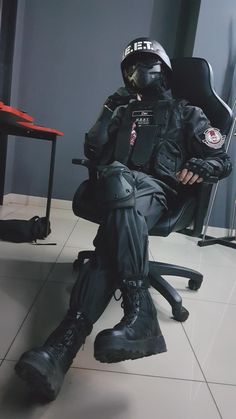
[0,202,235,419]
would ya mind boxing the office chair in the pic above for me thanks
[72,57,233,322]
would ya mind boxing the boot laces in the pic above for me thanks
[46,313,88,364]
[119,282,142,325]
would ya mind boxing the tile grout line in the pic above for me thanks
[1,206,234,417]
[1,208,25,220]
[146,244,230,417]
[181,295,236,306]
[58,216,81,249]
[0,357,209,384]
[1,211,81,363]
[205,384,224,419]
[207,381,236,388]
[4,355,236,394]
[1,243,69,362]
[181,323,223,419]
[70,365,208,384]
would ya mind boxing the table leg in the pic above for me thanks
[45,138,57,235]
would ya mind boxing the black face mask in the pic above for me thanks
[124,57,168,96]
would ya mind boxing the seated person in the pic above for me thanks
[15,37,232,401]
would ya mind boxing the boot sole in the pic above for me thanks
[94,334,167,363]
[15,351,64,401]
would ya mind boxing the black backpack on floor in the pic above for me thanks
[0,216,51,243]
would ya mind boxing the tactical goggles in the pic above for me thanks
[124,56,162,76]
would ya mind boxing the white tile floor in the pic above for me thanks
[0,202,236,419]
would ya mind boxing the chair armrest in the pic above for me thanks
[72,159,218,237]
[72,158,94,168]
[72,158,98,181]
[204,176,218,184]
[179,176,217,238]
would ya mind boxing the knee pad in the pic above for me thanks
[98,164,135,209]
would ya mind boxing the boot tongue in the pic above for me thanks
[119,280,143,325]
[46,322,83,363]
[45,311,92,371]
[114,277,149,326]
[120,293,139,325]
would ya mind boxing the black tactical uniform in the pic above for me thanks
[15,38,232,401]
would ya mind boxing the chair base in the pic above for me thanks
[149,261,203,322]
[73,252,203,322]
[198,234,236,249]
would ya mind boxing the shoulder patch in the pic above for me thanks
[202,128,225,149]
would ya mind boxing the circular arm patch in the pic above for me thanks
[202,128,225,149]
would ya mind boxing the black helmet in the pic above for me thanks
[121,37,172,93]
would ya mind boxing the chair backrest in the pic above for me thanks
[73,57,233,237]
[149,57,233,238]
[170,57,233,135]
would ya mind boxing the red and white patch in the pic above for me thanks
[130,122,137,146]
[203,128,225,149]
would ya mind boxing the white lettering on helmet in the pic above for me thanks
[124,41,155,57]
[134,41,143,50]
[124,45,133,57]
[143,41,154,50]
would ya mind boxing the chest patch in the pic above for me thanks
[203,128,225,149]
[132,110,154,125]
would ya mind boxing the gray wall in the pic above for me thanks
[7,0,235,228]
[150,0,182,57]
[4,0,25,194]
[193,0,236,228]
[7,0,181,201]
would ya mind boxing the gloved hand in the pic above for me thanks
[176,158,215,185]
[184,158,215,178]
[104,87,135,112]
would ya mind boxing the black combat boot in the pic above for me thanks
[94,277,167,363]
[15,310,92,401]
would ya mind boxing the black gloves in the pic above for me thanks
[104,87,135,112]
[184,158,215,180]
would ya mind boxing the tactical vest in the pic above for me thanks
[114,99,174,170]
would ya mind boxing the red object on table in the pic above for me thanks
[0,103,34,124]
[18,121,64,136]
[0,101,64,232]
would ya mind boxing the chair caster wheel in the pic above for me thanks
[172,306,189,322]
[188,279,201,291]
